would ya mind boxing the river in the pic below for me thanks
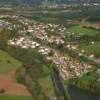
[68,85,100,100]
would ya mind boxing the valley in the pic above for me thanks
[0,4,100,100]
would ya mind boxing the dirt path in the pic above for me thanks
[0,70,30,96]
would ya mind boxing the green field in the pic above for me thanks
[67,25,100,36]
[38,75,56,97]
[0,95,33,100]
[80,42,100,57]
[0,50,22,74]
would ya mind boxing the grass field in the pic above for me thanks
[67,25,100,36]
[80,42,100,58]
[38,75,56,97]
[0,50,22,74]
[0,95,33,100]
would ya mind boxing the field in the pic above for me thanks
[67,25,100,36]
[0,50,30,97]
[38,75,56,97]
[0,95,33,100]
[0,50,22,74]
[0,70,30,96]
[67,24,100,58]
[80,42,100,58]
[81,22,100,30]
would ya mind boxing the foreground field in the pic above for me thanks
[0,50,22,74]
[0,95,32,100]
[38,75,56,97]
[0,50,30,96]
[0,71,30,96]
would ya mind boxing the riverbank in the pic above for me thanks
[67,75,100,95]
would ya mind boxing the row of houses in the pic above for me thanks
[0,15,23,31]
[8,36,51,56]
[50,50,92,80]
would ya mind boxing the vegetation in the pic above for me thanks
[0,28,18,50]
[38,75,56,97]
[0,5,100,100]
[72,71,100,94]
[67,25,100,36]
[0,95,33,100]
[86,17,100,22]
[80,42,100,58]
[6,47,57,100]
[0,50,22,74]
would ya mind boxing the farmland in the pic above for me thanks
[67,25,100,36]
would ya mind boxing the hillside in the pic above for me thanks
[0,0,100,6]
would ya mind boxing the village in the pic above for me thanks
[0,2,100,99]
[0,15,94,80]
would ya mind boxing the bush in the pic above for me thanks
[0,89,5,94]
[7,60,11,64]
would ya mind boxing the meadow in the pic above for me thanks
[80,42,100,58]
[38,75,56,97]
[0,95,33,100]
[67,25,100,36]
[0,50,22,74]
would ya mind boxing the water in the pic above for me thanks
[68,86,100,100]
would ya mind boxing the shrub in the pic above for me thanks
[0,89,5,94]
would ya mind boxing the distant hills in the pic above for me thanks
[0,0,42,5]
[0,0,100,6]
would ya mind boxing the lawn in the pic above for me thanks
[80,42,100,58]
[0,95,33,100]
[67,25,100,36]
[0,50,22,74]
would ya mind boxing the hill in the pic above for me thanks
[0,0,100,6]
